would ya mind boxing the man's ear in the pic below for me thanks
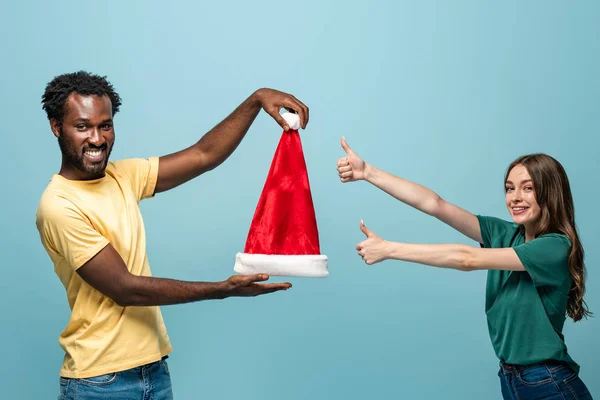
[50,118,61,138]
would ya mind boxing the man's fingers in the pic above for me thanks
[256,282,292,290]
[246,274,270,283]
[266,108,290,131]
[281,98,308,129]
[291,95,309,128]
[340,177,351,183]
[339,171,353,179]
[250,282,292,295]
[338,165,352,173]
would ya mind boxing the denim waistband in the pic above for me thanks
[149,355,168,364]
[135,355,169,370]
[499,359,564,373]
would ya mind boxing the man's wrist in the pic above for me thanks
[250,88,266,108]
[213,280,232,300]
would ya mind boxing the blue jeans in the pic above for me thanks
[499,361,593,399]
[58,357,173,400]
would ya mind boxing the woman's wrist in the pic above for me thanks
[364,163,376,182]
[383,240,399,260]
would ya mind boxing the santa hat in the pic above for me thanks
[234,112,328,278]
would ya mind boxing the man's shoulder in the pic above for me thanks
[107,157,157,184]
[109,157,156,173]
[36,179,76,223]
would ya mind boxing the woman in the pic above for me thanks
[336,137,593,399]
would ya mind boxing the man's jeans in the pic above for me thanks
[58,357,173,400]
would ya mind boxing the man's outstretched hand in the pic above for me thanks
[254,88,309,131]
[222,274,292,298]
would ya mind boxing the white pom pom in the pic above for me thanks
[281,112,301,130]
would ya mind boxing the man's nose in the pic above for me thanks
[88,128,105,146]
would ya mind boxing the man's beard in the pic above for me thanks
[58,128,113,178]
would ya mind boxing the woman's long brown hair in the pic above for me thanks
[505,154,591,321]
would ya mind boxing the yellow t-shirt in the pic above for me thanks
[35,157,172,379]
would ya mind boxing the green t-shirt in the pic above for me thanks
[476,215,578,372]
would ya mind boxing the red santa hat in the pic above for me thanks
[234,112,328,278]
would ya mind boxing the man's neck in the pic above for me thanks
[59,161,105,181]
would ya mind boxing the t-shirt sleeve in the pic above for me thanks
[36,197,109,270]
[113,157,159,202]
[476,215,514,248]
[513,234,571,288]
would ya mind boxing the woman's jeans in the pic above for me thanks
[57,356,173,400]
[499,360,593,399]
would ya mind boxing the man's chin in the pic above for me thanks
[82,162,108,178]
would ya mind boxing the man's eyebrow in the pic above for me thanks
[71,118,113,124]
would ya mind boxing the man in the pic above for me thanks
[36,71,308,399]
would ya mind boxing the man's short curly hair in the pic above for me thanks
[41,71,122,123]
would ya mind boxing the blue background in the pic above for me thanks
[1,1,598,399]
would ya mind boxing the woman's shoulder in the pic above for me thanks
[476,215,520,248]
[476,215,516,230]
[531,232,572,249]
